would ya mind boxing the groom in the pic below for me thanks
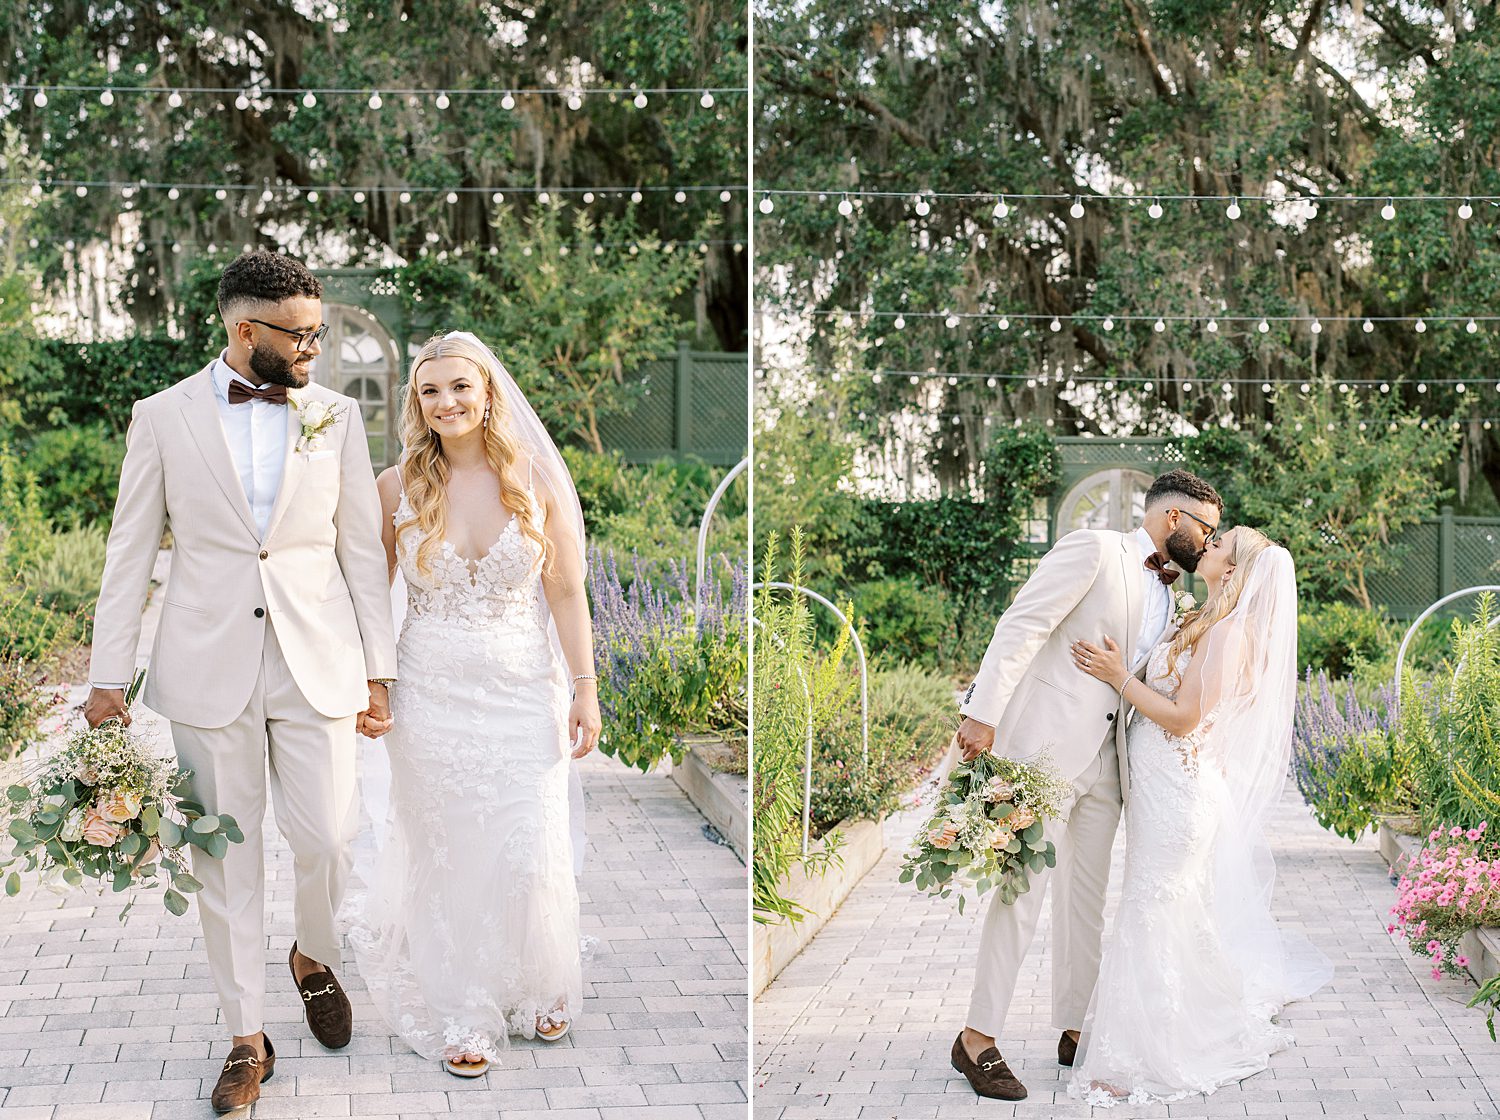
[85,252,398,1112]
[948,468,1222,1101]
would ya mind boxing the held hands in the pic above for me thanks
[1071,637,1129,691]
[954,716,995,762]
[568,680,602,760]
[84,687,131,729]
[357,681,394,739]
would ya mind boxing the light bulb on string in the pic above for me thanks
[1226,198,1241,220]
[1258,319,1270,333]
[1418,382,1428,393]
[446,191,458,204]
[1338,382,1350,393]
[214,188,226,200]
[368,92,383,110]
[1468,319,1479,333]
[1363,319,1374,333]
[948,376,958,386]
[435,91,450,109]
[581,191,594,204]
[631,191,643,203]
[1310,319,1322,334]
[235,91,249,110]
[838,195,853,217]
[399,191,411,203]
[914,194,930,217]
[306,190,319,202]
[260,189,273,203]
[168,187,179,200]
[167,91,182,108]
[758,195,774,214]
[999,317,1009,330]
[1207,319,1218,333]
[633,91,648,108]
[33,90,47,107]
[946,313,960,329]
[674,190,687,203]
[1300,382,1311,393]
[99,89,113,106]
[302,91,316,108]
[872,373,883,384]
[894,315,905,329]
[1458,383,1468,393]
[1102,317,1115,331]
[1381,198,1396,220]
[1148,199,1163,219]
[1262,382,1272,394]
[700,91,715,108]
[1153,318,1165,333]
[567,92,582,110]
[1069,196,1085,219]
[1460,199,1474,220]
[909,375,920,385]
[1050,317,1062,332]
[993,198,1009,219]
[1415,319,1427,333]
[986,377,997,388]
[501,92,515,110]
[1380,382,1390,393]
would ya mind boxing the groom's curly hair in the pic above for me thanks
[216,252,323,317]
[1145,468,1223,513]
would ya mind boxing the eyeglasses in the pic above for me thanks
[1174,508,1221,543]
[245,318,329,353]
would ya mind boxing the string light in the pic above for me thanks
[1069,197,1085,219]
[368,91,383,109]
[772,307,1500,329]
[1460,199,1474,220]
[1382,198,1397,220]
[8,178,742,198]
[757,186,1500,207]
[12,82,744,101]
[1225,198,1241,220]
[1148,199,1163,219]
[992,198,1009,219]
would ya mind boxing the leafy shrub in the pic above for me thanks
[587,549,746,772]
[1297,603,1400,677]
[810,662,957,834]
[16,337,205,432]
[24,523,107,643]
[0,443,49,576]
[22,424,125,528]
[0,579,71,761]
[848,578,958,666]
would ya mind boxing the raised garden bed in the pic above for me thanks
[752,815,885,997]
[667,735,747,862]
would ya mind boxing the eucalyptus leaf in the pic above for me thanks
[163,889,188,917]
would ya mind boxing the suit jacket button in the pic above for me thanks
[1106,712,1115,721]
[259,550,269,560]
[254,607,265,618]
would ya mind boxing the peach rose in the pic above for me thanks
[928,824,960,850]
[990,828,1015,850]
[1009,807,1036,831]
[81,808,125,848]
[74,763,99,786]
[985,778,1015,803]
[96,789,143,824]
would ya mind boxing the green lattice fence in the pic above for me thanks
[1369,512,1500,618]
[597,342,747,466]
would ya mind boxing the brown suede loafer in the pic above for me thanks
[950,1032,1027,1100]
[289,941,352,1049]
[210,1033,274,1113]
[1059,1030,1079,1067]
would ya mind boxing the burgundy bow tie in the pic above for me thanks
[1144,551,1180,586]
[227,379,288,406]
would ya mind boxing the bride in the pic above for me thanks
[350,331,601,1077]
[1066,526,1330,1106]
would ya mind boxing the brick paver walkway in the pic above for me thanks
[0,700,747,1119]
[754,787,1500,1119]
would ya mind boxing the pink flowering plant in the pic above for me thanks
[900,749,1068,914]
[0,672,243,920]
[1388,821,1500,982]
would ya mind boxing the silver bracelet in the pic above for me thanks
[572,674,597,683]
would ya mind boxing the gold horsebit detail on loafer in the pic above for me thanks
[981,1059,1005,1072]
[222,1055,260,1071]
[302,982,337,1002]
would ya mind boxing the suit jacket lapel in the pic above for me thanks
[262,398,307,543]
[1119,534,1145,670]
[180,369,258,541]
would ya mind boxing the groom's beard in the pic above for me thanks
[249,345,312,389]
[1164,526,1205,572]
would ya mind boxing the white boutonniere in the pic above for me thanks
[288,393,344,453]
[1172,588,1198,622]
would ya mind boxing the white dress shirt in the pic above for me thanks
[1132,526,1174,670]
[210,352,289,540]
[91,354,289,692]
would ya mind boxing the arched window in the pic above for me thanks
[1057,468,1155,536]
[306,304,400,468]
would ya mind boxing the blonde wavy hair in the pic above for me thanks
[395,333,553,579]
[1165,525,1276,686]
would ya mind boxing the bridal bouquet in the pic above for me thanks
[1,671,244,920]
[900,749,1069,914]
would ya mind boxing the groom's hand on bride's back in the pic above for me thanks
[955,716,995,761]
[84,687,131,729]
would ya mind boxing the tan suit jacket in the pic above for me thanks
[959,529,1144,804]
[89,364,398,728]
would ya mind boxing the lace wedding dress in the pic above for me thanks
[1066,640,1294,1107]
[349,487,582,1062]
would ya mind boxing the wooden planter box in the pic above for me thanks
[1376,820,1500,987]
[752,815,886,997]
[666,736,747,862]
